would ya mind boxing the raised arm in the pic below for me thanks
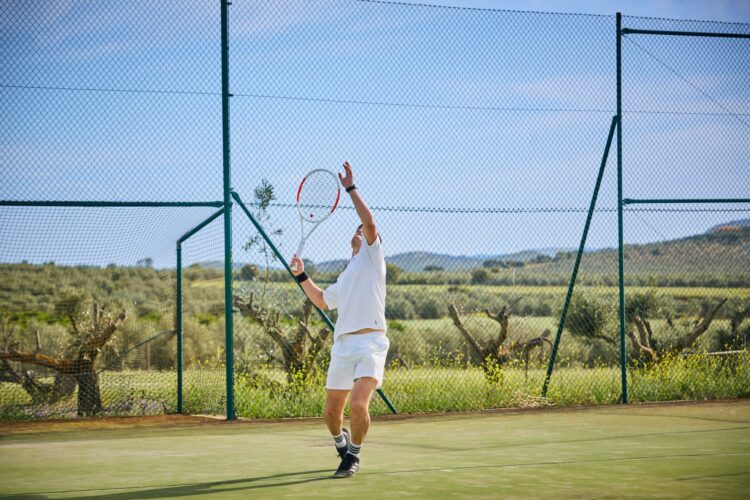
[289,255,328,310]
[339,161,378,245]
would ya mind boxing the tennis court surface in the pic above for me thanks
[1,400,748,499]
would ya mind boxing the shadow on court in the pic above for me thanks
[13,450,748,500]
[376,424,750,453]
[47,451,750,499]
[595,409,750,425]
[17,469,333,499]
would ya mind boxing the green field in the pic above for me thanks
[1,261,748,420]
[196,278,750,299]
[3,350,748,420]
[1,401,749,498]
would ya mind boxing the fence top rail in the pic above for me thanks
[0,201,225,208]
[621,27,750,39]
[623,198,750,205]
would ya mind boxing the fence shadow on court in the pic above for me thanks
[21,469,334,499]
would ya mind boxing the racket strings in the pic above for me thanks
[297,171,340,222]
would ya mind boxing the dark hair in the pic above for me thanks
[355,224,382,242]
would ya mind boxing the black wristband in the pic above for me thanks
[346,185,357,193]
[295,271,309,284]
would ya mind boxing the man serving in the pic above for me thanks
[290,161,388,479]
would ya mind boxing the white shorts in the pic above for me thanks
[326,332,390,390]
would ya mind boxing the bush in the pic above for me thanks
[197,313,218,326]
[535,299,553,317]
[625,290,660,322]
[413,297,444,319]
[564,292,615,345]
[470,269,490,285]
[208,302,225,317]
[238,264,259,281]
[386,296,416,320]
[386,263,402,284]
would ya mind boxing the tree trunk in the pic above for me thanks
[76,368,102,416]
[628,299,727,363]
[233,294,330,384]
[0,304,124,416]
[448,303,551,380]
[673,299,728,353]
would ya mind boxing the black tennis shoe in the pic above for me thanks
[336,428,350,460]
[333,453,360,478]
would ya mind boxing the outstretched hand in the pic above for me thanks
[290,255,304,275]
[338,161,354,189]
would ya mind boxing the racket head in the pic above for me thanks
[295,169,341,223]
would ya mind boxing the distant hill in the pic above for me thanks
[388,252,494,272]
[316,248,574,273]
[196,221,750,279]
[315,258,348,273]
[192,260,245,270]
[708,219,750,233]
[528,224,750,278]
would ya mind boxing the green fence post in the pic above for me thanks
[176,243,183,414]
[175,208,225,416]
[221,0,235,420]
[541,115,619,398]
[616,12,628,404]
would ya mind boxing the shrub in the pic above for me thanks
[413,297,444,319]
[238,264,259,281]
[470,269,490,285]
[386,296,416,320]
[564,292,616,345]
[386,263,402,284]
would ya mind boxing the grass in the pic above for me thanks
[138,355,750,418]
[1,401,749,498]
[5,350,748,420]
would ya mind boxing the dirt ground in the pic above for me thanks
[2,398,746,436]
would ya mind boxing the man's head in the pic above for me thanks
[351,224,364,254]
[351,224,382,255]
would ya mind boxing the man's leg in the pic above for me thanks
[349,376,378,450]
[324,389,350,437]
[325,389,351,459]
[333,377,378,478]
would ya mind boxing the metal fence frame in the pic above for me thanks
[1,3,748,420]
[613,13,750,403]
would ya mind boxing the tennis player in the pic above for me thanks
[290,161,388,479]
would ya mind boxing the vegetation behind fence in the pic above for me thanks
[1,1,748,419]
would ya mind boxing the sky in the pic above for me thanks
[1,0,748,268]
[398,0,750,23]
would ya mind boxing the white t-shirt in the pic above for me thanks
[323,235,386,340]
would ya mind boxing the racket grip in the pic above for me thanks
[291,242,305,273]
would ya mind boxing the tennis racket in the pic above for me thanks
[290,168,341,272]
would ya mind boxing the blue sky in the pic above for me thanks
[399,0,750,22]
[1,0,748,268]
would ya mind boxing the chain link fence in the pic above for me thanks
[1,1,748,419]
[619,14,750,403]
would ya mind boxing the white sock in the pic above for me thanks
[348,441,362,457]
[333,432,347,449]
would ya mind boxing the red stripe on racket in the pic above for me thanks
[296,176,307,203]
[331,188,341,213]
